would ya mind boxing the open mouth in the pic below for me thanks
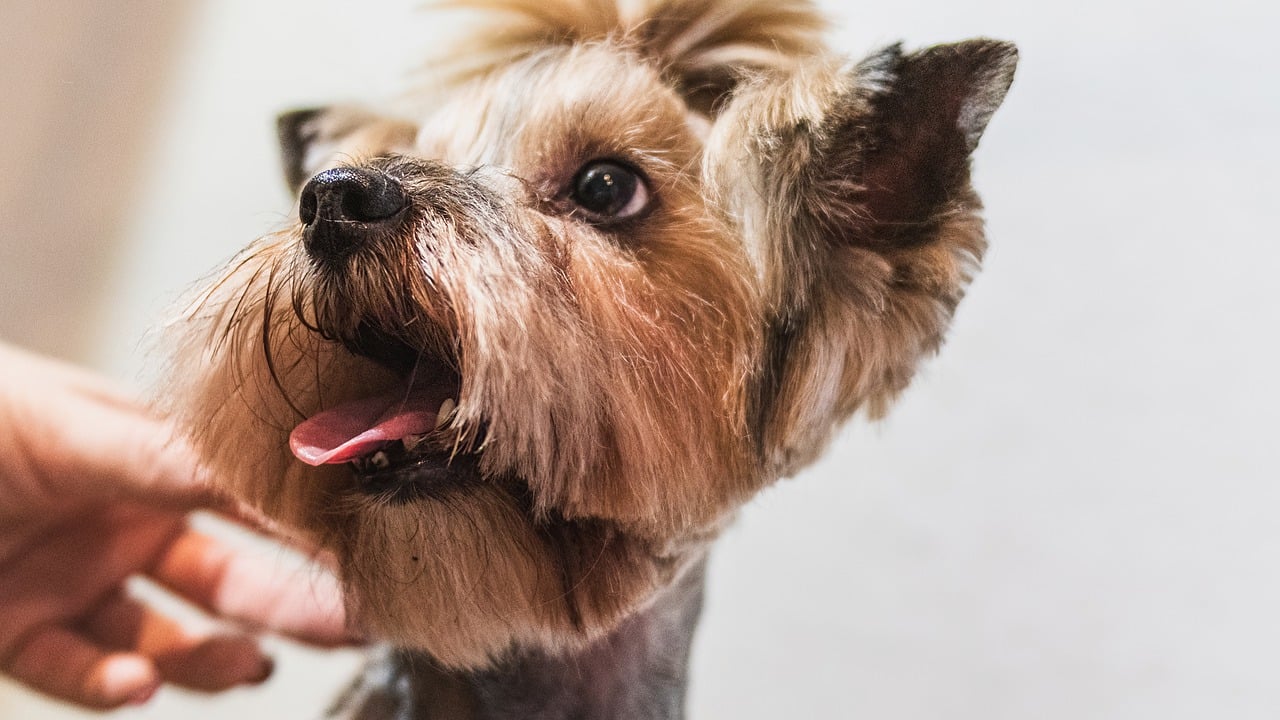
[287,324,479,502]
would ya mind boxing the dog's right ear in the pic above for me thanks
[706,40,1017,476]
[276,106,418,192]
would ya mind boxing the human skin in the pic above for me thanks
[0,342,352,709]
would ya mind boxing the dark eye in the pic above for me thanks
[570,161,650,221]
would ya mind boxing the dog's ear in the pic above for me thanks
[706,40,1017,474]
[276,106,418,192]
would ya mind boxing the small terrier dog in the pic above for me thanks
[166,0,1016,717]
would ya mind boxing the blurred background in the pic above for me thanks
[1,0,1277,718]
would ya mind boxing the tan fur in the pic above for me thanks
[706,51,997,474]
[164,0,1015,669]
[424,0,828,113]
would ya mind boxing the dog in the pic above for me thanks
[164,0,1016,717]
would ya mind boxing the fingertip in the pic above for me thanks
[128,681,161,706]
[161,635,272,691]
[139,430,219,508]
[3,626,165,711]
[290,574,356,648]
[249,656,275,685]
[93,654,161,709]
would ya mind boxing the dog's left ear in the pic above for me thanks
[707,40,1017,474]
[276,106,418,192]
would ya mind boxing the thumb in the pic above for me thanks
[24,380,221,513]
[0,344,226,516]
[67,410,221,511]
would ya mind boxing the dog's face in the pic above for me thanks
[167,0,1015,668]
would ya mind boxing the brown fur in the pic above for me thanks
[164,0,1016,672]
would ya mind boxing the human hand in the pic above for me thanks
[0,343,353,709]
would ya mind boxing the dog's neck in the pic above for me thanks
[330,558,707,720]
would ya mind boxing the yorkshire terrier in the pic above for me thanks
[165,0,1016,717]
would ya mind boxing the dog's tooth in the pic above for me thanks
[370,451,390,469]
[403,433,426,452]
[436,398,456,429]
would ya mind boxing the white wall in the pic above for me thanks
[3,0,1277,718]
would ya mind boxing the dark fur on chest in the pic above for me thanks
[330,560,706,720]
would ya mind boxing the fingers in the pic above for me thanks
[1,594,275,710]
[2,625,160,710]
[80,592,273,692]
[0,342,222,516]
[149,527,353,647]
[0,507,185,663]
[46,400,220,511]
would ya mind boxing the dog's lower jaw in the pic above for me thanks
[328,557,708,720]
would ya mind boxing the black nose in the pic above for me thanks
[299,167,407,261]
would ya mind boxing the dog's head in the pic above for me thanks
[167,0,1015,667]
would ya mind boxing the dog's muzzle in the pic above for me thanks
[299,166,408,263]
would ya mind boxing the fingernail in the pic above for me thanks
[128,682,160,706]
[249,657,275,685]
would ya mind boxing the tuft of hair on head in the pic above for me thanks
[424,0,830,115]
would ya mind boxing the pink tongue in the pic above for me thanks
[289,386,440,466]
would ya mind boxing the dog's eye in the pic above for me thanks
[570,161,649,221]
